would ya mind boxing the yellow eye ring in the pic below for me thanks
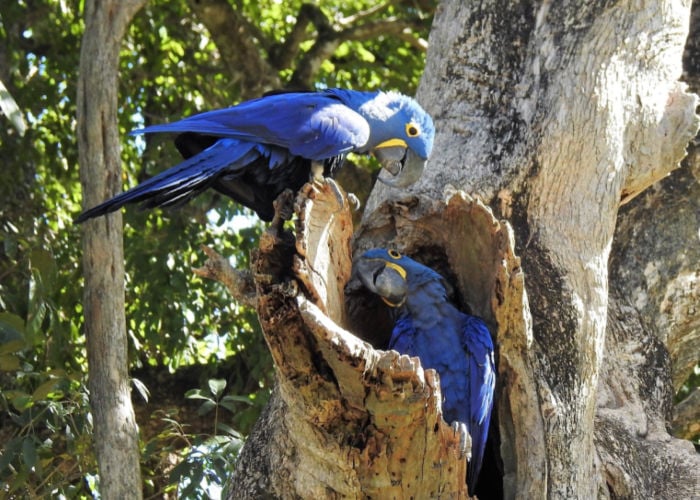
[387,249,402,259]
[405,123,420,138]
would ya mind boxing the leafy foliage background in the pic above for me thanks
[0,0,434,496]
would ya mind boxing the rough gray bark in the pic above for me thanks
[609,164,700,392]
[225,0,699,498]
[596,143,700,496]
[365,0,699,498]
[77,0,147,497]
[596,294,698,499]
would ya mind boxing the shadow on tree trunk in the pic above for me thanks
[205,178,528,499]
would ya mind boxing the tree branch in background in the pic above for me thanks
[188,1,430,95]
[672,388,700,440]
[269,3,332,71]
[193,245,257,308]
[288,12,427,89]
[187,0,281,98]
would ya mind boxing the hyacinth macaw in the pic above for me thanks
[355,248,495,495]
[76,89,434,223]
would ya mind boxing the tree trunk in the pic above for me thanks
[226,0,700,498]
[77,0,147,497]
[225,184,516,499]
[370,0,699,497]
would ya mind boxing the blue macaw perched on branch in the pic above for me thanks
[355,248,495,495]
[76,89,434,223]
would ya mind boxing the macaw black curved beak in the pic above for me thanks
[374,146,426,188]
[355,257,407,307]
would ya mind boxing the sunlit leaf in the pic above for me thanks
[0,78,27,135]
[11,393,33,411]
[132,377,150,403]
[185,389,214,403]
[0,313,25,343]
[32,379,59,400]
[29,248,57,291]
[221,394,253,404]
[0,339,26,355]
[196,399,216,416]
[215,422,243,439]
[0,353,21,371]
[0,437,21,473]
[208,378,226,398]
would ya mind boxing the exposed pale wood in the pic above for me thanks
[227,183,474,499]
[293,180,354,327]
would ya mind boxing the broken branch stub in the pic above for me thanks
[228,180,470,498]
[350,188,541,498]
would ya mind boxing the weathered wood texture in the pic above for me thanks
[352,190,538,499]
[596,296,699,499]
[77,0,147,497]
[222,1,699,498]
[224,183,526,498]
[365,0,699,498]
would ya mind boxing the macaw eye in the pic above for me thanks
[387,249,402,259]
[405,123,420,138]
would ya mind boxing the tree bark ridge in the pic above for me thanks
[225,1,700,497]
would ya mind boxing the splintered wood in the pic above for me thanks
[237,181,488,499]
[293,179,354,327]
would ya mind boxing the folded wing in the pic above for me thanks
[132,91,370,160]
[462,314,496,495]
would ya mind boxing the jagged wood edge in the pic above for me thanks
[220,180,469,499]
[352,188,544,497]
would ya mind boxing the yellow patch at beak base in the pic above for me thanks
[375,138,408,149]
[384,261,407,280]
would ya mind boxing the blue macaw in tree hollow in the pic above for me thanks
[75,89,434,223]
[354,248,495,495]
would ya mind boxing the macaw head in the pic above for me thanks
[358,92,435,187]
[354,248,445,309]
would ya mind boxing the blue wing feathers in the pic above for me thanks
[74,139,261,222]
[462,315,495,494]
[132,93,369,160]
[77,89,432,222]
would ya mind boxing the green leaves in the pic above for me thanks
[0,363,93,496]
[208,378,227,399]
[1,0,433,496]
[131,377,151,403]
[0,337,25,371]
[0,312,26,344]
[186,378,253,418]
